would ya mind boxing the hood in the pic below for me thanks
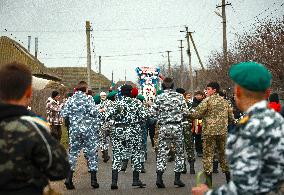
[0,103,36,121]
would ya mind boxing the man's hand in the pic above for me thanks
[99,108,105,113]
[192,184,209,195]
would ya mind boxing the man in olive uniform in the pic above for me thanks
[192,62,284,195]
[0,62,69,195]
[151,78,188,188]
[189,82,234,187]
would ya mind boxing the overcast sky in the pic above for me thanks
[1,0,283,83]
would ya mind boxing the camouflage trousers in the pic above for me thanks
[157,124,185,172]
[99,123,111,151]
[140,124,148,163]
[69,127,99,171]
[111,124,142,171]
[202,135,229,174]
[182,122,195,162]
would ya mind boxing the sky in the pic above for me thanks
[1,0,283,83]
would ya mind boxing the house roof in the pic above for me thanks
[0,36,61,81]
[48,67,111,90]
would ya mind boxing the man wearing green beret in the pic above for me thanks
[192,62,284,195]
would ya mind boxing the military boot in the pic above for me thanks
[156,171,165,188]
[225,171,231,183]
[141,162,146,173]
[132,170,146,187]
[64,170,75,190]
[182,162,187,174]
[120,159,128,172]
[213,160,219,173]
[174,172,185,187]
[90,171,99,188]
[103,150,110,163]
[189,161,195,174]
[205,172,212,188]
[111,170,119,190]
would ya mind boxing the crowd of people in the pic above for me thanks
[0,61,283,195]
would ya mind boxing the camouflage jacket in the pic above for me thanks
[189,93,234,136]
[0,103,69,192]
[105,96,147,125]
[61,91,100,134]
[151,89,189,125]
[207,100,284,195]
[46,97,63,125]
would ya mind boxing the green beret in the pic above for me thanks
[107,90,117,99]
[137,94,145,101]
[157,89,164,95]
[93,94,101,104]
[229,61,272,92]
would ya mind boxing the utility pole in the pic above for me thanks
[124,69,126,83]
[178,40,184,87]
[99,56,101,74]
[35,37,38,59]
[181,26,193,95]
[166,50,172,77]
[216,0,231,67]
[188,33,205,70]
[111,70,114,85]
[28,36,31,52]
[86,21,92,89]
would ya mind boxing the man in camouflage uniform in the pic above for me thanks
[193,62,284,194]
[0,62,69,195]
[151,78,188,188]
[189,82,234,187]
[98,91,111,162]
[61,81,102,190]
[105,85,147,189]
[176,88,196,174]
[46,90,63,141]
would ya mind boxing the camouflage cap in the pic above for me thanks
[229,61,272,92]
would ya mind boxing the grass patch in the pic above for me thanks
[60,126,69,149]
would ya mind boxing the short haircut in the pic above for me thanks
[87,90,93,96]
[176,88,185,94]
[76,81,88,92]
[162,77,174,90]
[121,84,133,97]
[207,82,220,93]
[51,91,59,98]
[0,62,32,101]
[194,90,204,96]
[269,93,279,103]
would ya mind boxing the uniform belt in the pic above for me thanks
[181,121,189,124]
[115,122,139,127]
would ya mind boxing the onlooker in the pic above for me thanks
[268,92,282,112]
[0,62,69,195]
[46,90,63,141]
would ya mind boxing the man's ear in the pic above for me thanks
[25,85,32,99]
[235,85,241,99]
[265,88,271,100]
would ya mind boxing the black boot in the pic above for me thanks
[103,150,110,163]
[91,171,99,188]
[189,161,195,174]
[132,170,146,187]
[205,173,212,188]
[225,172,231,183]
[141,162,146,173]
[64,170,75,190]
[182,162,187,174]
[111,170,118,190]
[213,161,219,173]
[156,171,165,188]
[120,159,128,172]
[174,172,185,187]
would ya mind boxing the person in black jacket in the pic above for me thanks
[0,62,69,195]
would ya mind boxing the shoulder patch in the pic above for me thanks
[20,116,50,133]
[238,115,250,125]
